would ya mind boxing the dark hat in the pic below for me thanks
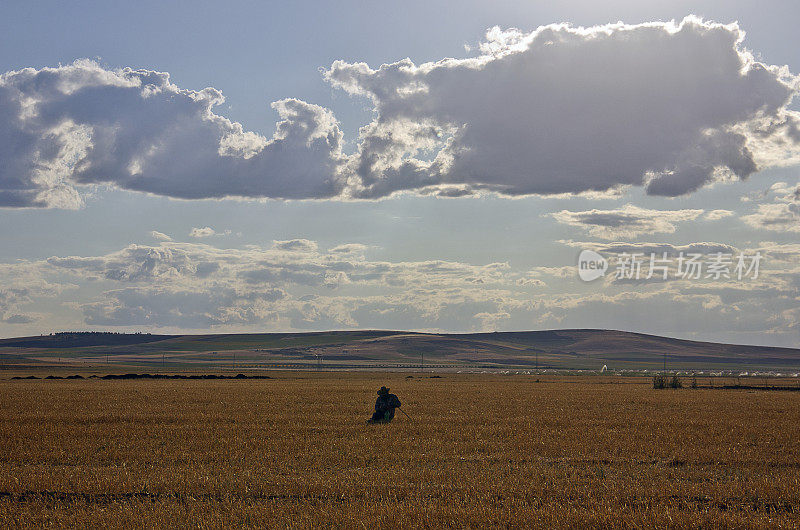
[377,386,389,395]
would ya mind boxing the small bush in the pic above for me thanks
[653,374,682,389]
[690,377,698,389]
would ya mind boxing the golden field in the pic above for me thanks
[1,373,799,528]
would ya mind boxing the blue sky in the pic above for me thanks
[1,1,799,345]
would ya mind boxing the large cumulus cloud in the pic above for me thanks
[327,16,799,198]
[0,60,346,207]
[1,17,799,207]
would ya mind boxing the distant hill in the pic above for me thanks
[1,329,798,372]
[0,332,175,349]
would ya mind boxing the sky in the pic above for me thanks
[0,1,799,346]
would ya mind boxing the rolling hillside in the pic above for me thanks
[1,329,799,373]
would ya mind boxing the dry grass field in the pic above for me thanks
[1,373,799,528]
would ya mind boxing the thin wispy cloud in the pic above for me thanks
[549,204,704,239]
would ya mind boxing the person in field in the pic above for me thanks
[367,386,402,424]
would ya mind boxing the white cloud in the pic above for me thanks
[0,235,795,342]
[0,265,72,324]
[549,204,704,239]
[328,243,369,255]
[326,17,799,199]
[0,287,37,323]
[751,241,800,261]
[189,226,216,238]
[704,209,734,221]
[559,240,739,256]
[743,203,800,232]
[150,230,172,241]
[82,286,286,328]
[742,181,800,232]
[0,18,798,208]
[0,61,346,207]
[38,239,530,330]
[273,239,318,252]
